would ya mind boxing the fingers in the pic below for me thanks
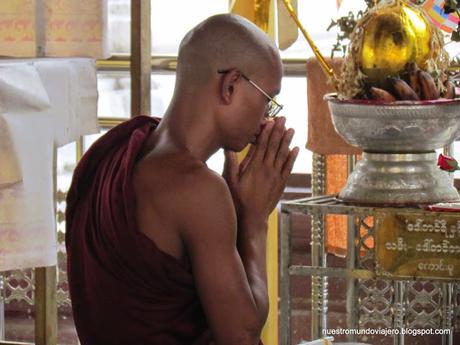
[264,117,286,164]
[239,144,256,174]
[223,150,239,185]
[252,116,296,173]
[252,120,274,163]
[281,147,299,179]
[274,128,295,170]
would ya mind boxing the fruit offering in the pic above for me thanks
[366,62,456,101]
[337,0,454,102]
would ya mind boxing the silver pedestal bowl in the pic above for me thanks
[325,93,460,206]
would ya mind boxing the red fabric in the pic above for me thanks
[66,116,212,345]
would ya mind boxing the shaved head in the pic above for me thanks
[176,14,281,88]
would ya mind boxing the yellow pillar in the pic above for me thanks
[261,211,278,345]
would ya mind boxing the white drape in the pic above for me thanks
[0,59,99,271]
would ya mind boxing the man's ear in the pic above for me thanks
[220,69,241,105]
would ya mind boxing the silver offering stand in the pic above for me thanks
[325,93,460,206]
[279,197,460,345]
[279,96,460,345]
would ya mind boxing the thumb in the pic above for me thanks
[223,150,239,184]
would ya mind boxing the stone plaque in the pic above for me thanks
[375,211,460,280]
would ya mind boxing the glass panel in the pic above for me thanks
[97,72,177,119]
[98,71,131,118]
[108,0,130,55]
[151,0,228,55]
[281,76,310,173]
[151,73,176,117]
[84,131,107,152]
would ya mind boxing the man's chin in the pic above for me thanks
[234,143,252,153]
[223,137,255,152]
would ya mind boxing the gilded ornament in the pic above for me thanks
[359,2,432,86]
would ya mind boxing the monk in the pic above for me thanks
[66,13,298,345]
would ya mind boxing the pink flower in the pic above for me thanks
[437,154,459,172]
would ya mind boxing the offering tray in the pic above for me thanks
[325,94,460,205]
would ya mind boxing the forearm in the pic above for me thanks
[237,216,269,326]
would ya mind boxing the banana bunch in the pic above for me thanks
[365,63,456,102]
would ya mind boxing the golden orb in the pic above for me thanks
[359,2,432,86]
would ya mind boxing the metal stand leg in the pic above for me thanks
[280,211,292,345]
[311,214,328,339]
[346,155,358,341]
[346,215,358,341]
[311,154,327,339]
[442,142,455,345]
[394,281,406,345]
[441,283,454,345]
[0,273,4,340]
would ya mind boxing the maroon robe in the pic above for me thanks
[66,116,212,345]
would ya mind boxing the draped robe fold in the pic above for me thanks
[66,116,213,345]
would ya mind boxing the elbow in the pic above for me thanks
[250,293,269,342]
[247,323,265,345]
[241,311,268,345]
[217,329,262,345]
[255,293,269,331]
[216,315,267,345]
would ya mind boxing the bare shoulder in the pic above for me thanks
[136,151,226,196]
[133,150,236,260]
[178,163,231,205]
[134,151,235,226]
[172,160,236,232]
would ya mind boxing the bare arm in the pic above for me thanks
[179,117,298,345]
[179,176,263,345]
[223,116,298,324]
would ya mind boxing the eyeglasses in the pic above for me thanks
[218,69,283,118]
